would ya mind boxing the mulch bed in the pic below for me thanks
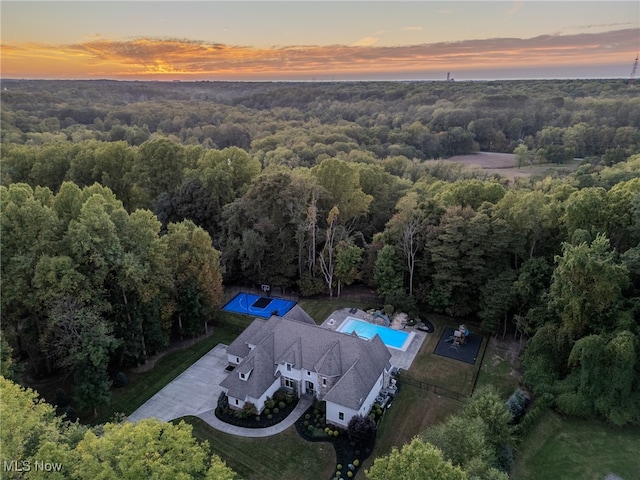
[295,404,375,480]
[215,397,298,428]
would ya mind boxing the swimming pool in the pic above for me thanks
[336,317,412,351]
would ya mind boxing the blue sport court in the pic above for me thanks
[222,292,296,318]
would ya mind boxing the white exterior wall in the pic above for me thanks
[326,401,359,428]
[249,379,281,412]
[227,354,243,365]
[357,371,386,416]
[227,395,245,410]
[325,370,387,428]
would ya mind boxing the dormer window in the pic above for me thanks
[240,373,246,379]
[322,377,327,387]
[286,363,292,372]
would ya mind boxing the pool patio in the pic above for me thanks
[320,308,428,371]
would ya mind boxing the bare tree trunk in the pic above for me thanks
[502,312,508,339]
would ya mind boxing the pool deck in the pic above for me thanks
[320,308,427,371]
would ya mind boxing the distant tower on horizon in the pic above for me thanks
[446,72,454,82]
[629,55,638,86]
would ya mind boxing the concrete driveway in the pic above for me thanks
[128,343,229,423]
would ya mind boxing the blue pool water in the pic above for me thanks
[222,293,296,318]
[337,317,411,350]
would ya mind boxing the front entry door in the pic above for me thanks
[305,380,315,395]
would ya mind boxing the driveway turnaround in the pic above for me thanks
[128,343,312,437]
[128,343,229,423]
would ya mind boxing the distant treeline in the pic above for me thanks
[2,79,639,163]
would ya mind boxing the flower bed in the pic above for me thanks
[295,401,376,480]
[215,389,298,429]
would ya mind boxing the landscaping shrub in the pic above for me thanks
[506,388,528,421]
[278,401,286,409]
[273,389,287,403]
[347,414,376,446]
[215,394,298,428]
[217,391,228,409]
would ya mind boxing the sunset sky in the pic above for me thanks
[1,1,638,81]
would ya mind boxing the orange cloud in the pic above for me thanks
[1,29,637,80]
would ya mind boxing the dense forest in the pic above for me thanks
[2,79,640,428]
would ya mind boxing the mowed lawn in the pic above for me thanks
[513,412,640,480]
[404,313,486,397]
[183,417,336,480]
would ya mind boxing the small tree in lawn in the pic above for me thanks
[348,414,376,447]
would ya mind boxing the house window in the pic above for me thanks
[339,412,344,421]
[307,371,311,376]
[322,378,327,387]
[284,378,295,389]
[235,399,239,405]
[286,363,292,372]
[236,357,240,363]
[240,373,246,379]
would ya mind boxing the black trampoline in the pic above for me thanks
[433,327,483,365]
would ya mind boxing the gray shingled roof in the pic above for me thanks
[283,304,316,325]
[221,315,391,408]
[226,318,267,358]
[324,335,390,409]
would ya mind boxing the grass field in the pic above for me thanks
[447,152,582,180]
[474,336,522,397]
[512,412,640,480]
[183,417,336,480]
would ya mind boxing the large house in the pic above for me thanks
[220,305,393,428]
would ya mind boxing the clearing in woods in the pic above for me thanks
[447,152,581,179]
